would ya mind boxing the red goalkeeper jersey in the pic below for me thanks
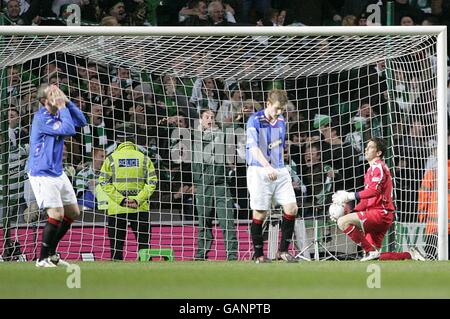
[354,159,396,212]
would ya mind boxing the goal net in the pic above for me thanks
[0,26,447,262]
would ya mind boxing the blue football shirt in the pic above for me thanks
[245,110,286,169]
[28,102,87,177]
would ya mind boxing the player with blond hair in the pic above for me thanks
[246,89,298,263]
[28,85,87,267]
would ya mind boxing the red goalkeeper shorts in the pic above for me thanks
[356,209,394,249]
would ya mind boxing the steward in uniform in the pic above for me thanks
[99,126,157,260]
[418,160,450,259]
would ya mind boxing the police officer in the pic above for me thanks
[99,125,158,260]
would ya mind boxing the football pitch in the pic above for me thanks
[1,261,450,299]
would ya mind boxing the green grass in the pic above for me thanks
[1,261,450,299]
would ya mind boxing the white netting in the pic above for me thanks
[0,33,438,78]
[0,29,444,262]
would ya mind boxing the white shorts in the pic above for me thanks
[28,172,78,209]
[247,166,296,211]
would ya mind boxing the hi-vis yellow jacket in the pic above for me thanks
[99,142,157,215]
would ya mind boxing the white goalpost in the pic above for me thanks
[0,25,447,261]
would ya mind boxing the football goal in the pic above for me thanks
[0,26,447,261]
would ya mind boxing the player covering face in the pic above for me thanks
[28,85,88,267]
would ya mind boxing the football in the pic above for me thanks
[329,203,345,221]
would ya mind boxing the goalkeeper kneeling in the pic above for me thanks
[329,137,425,261]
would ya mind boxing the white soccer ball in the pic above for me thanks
[329,203,345,221]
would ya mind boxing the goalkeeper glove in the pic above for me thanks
[332,190,356,204]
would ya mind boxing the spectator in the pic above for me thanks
[206,0,236,26]
[394,116,433,222]
[80,103,114,161]
[2,163,28,257]
[190,77,223,113]
[129,1,151,26]
[133,83,154,106]
[358,11,369,26]
[86,76,104,103]
[69,59,88,93]
[399,117,433,170]
[112,66,133,89]
[148,78,190,158]
[87,62,103,83]
[285,100,301,126]
[226,99,262,216]
[257,7,280,26]
[155,114,194,220]
[40,59,64,85]
[193,109,238,260]
[179,0,208,25]
[316,115,358,191]
[4,0,25,24]
[284,140,307,203]
[79,0,101,24]
[23,159,39,225]
[410,0,433,14]
[4,0,29,15]
[277,8,287,26]
[76,147,108,211]
[400,14,416,26]
[104,80,127,126]
[70,90,89,114]
[21,0,56,25]
[17,81,39,119]
[231,98,262,128]
[160,74,197,122]
[7,66,21,105]
[8,107,28,147]
[127,104,150,147]
[217,0,236,22]
[171,181,195,221]
[344,99,383,166]
[218,0,237,22]
[99,126,158,261]
[381,0,424,25]
[299,141,340,219]
[101,0,127,25]
[2,137,28,261]
[216,84,244,128]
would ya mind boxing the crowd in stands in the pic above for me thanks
[0,1,449,30]
[0,1,449,243]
